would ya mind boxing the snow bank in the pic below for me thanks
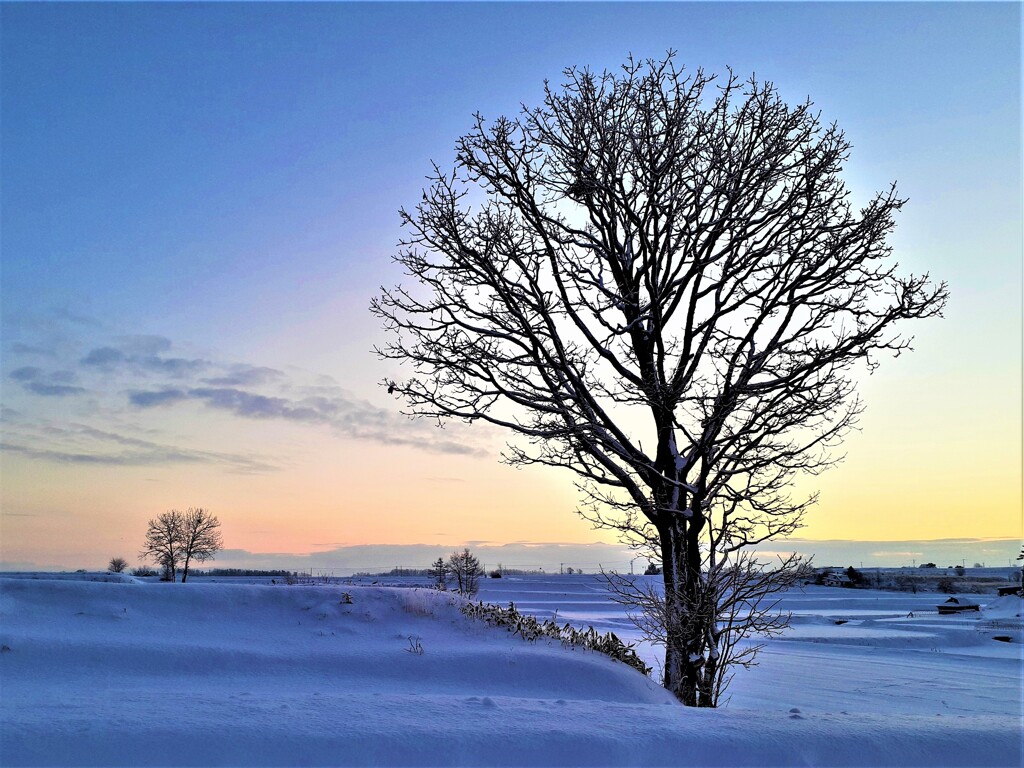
[0,570,141,583]
[982,594,1023,619]
[0,578,1019,766]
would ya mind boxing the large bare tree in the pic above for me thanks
[372,54,946,706]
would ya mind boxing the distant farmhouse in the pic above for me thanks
[822,573,854,588]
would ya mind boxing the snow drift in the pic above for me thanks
[0,577,1019,766]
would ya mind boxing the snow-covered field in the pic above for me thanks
[0,574,1020,767]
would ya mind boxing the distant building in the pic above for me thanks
[823,573,854,588]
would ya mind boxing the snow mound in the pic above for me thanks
[982,594,1023,619]
[0,570,142,583]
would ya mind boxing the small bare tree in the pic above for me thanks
[108,557,128,573]
[179,507,223,583]
[140,511,184,582]
[373,53,946,706]
[448,548,483,596]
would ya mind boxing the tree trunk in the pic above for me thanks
[659,502,718,707]
[659,517,708,707]
[181,554,191,583]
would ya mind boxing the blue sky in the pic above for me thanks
[1,3,1020,570]
[4,3,1017,335]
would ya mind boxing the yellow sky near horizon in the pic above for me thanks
[2,348,1019,569]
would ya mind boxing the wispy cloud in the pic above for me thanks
[4,314,487,462]
[200,365,284,387]
[25,382,87,396]
[80,335,207,377]
[127,388,188,407]
[9,367,44,381]
[2,419,277,474]
[128,385,485,456]
[188,387,323,421]
[2,442,274,473]
[80,347,125,368]
[8,366,86,397]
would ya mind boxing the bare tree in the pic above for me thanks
[108,557,128,573]
[140,511,184,582]
[373,54,946,706]
[140,507,223,583]
[448,548,483,596]
[179,507,223,583]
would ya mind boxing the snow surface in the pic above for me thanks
[0,575,1020,766]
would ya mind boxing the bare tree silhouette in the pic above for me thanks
[140,507,223,583]
[373,53,946,706]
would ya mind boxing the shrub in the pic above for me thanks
[937,577,958,594]
[461,599,651,676]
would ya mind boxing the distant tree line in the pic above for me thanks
[194,568,294,578]
[809,565,1017,595]
[353,555,563,581]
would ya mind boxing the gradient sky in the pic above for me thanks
[1,2,1020,571]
